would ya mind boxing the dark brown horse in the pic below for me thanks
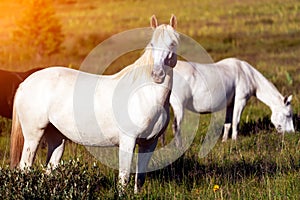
[0,68,42,118]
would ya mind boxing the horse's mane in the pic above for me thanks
[152,25,179,46]
[132,47,154,80]
[113,47,153,81]
[240,60,284,105]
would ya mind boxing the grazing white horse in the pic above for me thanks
[167,58,294,147]
[10,15,179,194]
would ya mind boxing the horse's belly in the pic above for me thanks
[187,90,230,113]
[59,126,120,147]
[74,136,119,147]
[50,109,120,147]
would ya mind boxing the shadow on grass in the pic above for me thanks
[239,116,274,136]
[148,114,300,188]
[293,114,300,131]
[147,152,300,189]
[233,114,300,137]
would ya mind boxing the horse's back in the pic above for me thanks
[15,67,121,146]
[173,60,238,112]
[21,67,77,83]
[217,58,256,79]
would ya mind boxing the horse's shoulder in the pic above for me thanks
[175,61,192,72]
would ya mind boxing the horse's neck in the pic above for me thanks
[115,50,152,80]
[115,49,172,95]
[252,67,283,108]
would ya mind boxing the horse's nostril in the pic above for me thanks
[158,70,164,77]
[277,125,282,132]
[153,69,165,78]
[151,69,166,83]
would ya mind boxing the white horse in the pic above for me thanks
[10,15,179,194]
[167,58,294,147]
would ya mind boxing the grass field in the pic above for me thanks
[0,0,300,199]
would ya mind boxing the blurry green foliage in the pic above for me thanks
[285,71,293,85]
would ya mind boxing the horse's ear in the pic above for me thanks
[284,95,293,105]
[170,14,177,29]
[150,15,158,29]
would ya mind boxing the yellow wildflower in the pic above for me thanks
[213,184,220,192]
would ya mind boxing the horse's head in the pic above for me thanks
[271,95,295,133]
[149,15,179,84]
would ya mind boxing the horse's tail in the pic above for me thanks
[10,100,24,169]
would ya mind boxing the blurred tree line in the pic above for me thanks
[12,0,64,61]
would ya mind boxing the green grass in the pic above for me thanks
[1,129,299,199]
[0,0,300,198]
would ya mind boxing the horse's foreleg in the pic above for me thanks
[134,139,158,194]
[118,134,136,195]
[223,124,231,142]
[172,106,183,148]
[232,99,247,140]
[222,104,234,142]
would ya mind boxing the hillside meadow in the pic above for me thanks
[0,0,300,199]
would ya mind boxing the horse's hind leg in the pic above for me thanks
[44,124,66,171]
[172,106,183,148]
[19,128,45,170]
[222,103,234,142]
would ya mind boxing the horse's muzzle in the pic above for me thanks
[151,69,166,84]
